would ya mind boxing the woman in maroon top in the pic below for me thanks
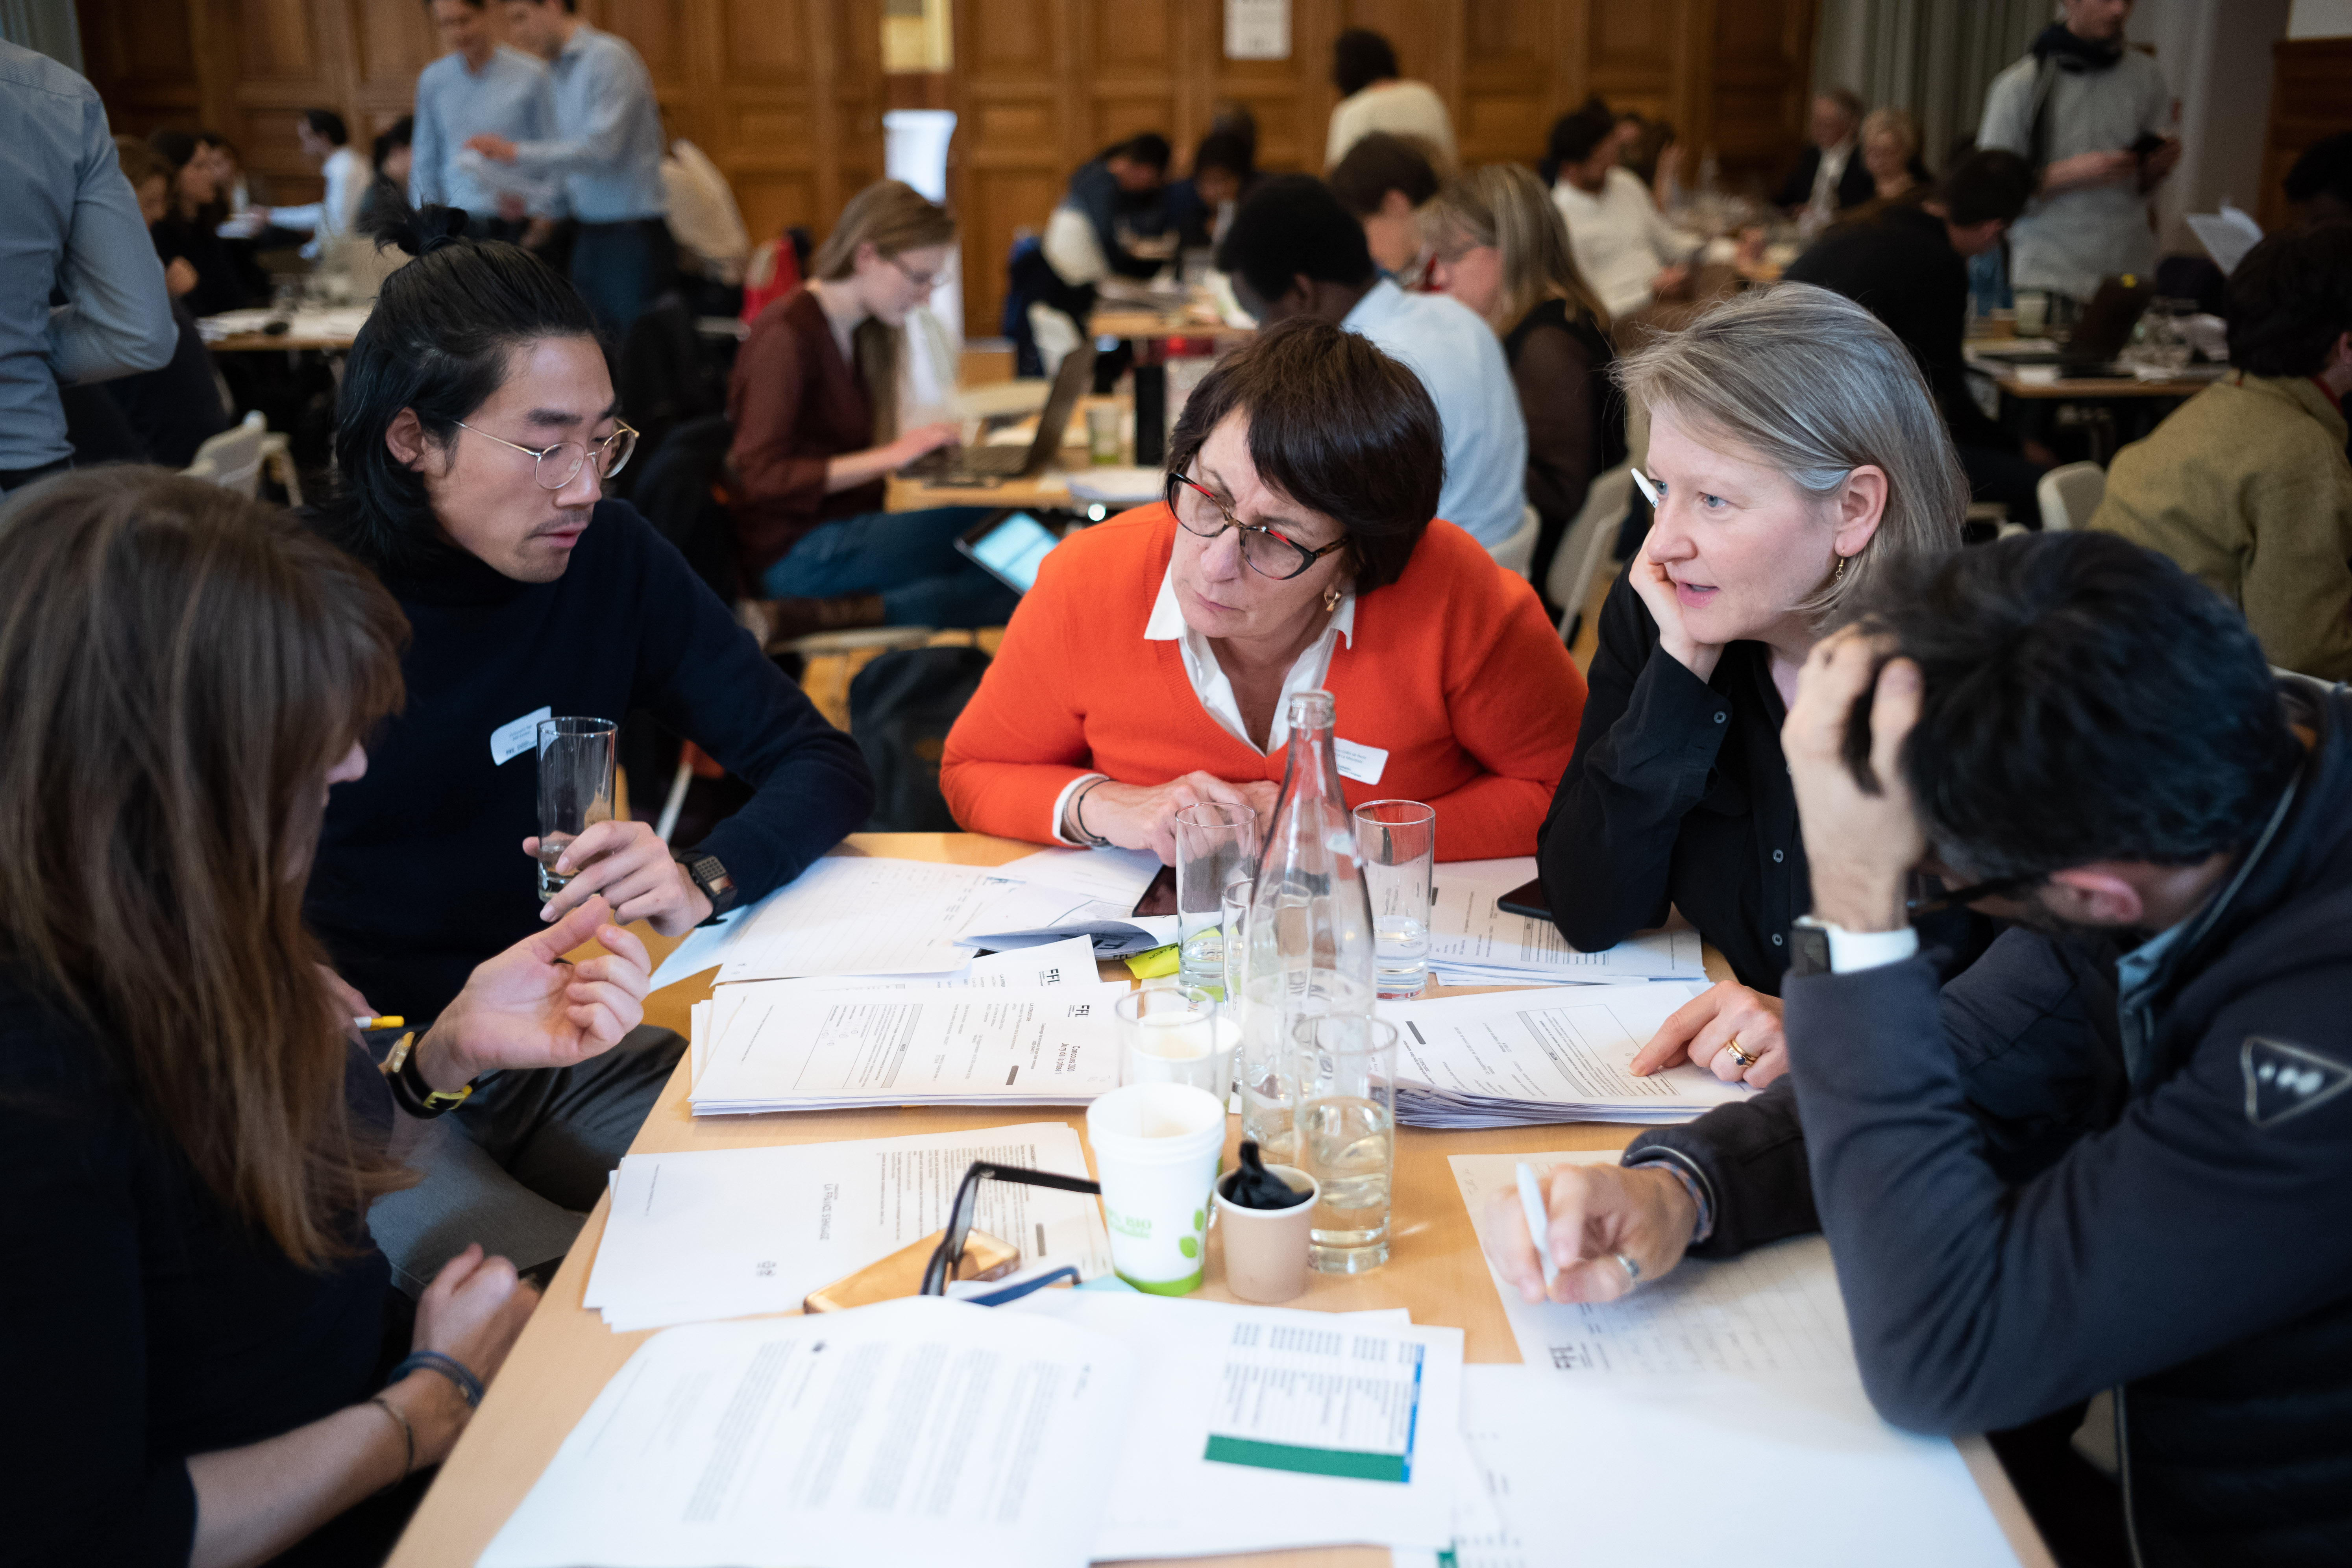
[727,180,1016,640]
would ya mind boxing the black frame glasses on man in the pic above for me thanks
[1167,470,1349,581]
[455,418,640,490]
[919,1161,1101,1296]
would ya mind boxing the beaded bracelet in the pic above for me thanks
[390,1349,484,1409]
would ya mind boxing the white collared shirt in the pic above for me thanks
[1049,565,1357,843]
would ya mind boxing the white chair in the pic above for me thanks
[1549,460,1635,643]
[182,410,267,497]
[1487,503,1540,578]
[2037,461,2105,532]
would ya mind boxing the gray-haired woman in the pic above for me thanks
[1535,283,1967,1087]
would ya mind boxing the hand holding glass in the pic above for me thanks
[535,717,617,901]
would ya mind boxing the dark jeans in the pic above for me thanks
[571,217,676,339]
[366,1024,686,1294]
[0,456,70,492]
[763,505,1022,627]
[1957,441,2049,525]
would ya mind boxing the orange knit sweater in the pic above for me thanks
[940,505,1588,861]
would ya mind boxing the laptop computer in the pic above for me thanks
[901,342,1098,484]
[1971,276,2155,374]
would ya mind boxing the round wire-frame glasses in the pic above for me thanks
[456,418,640,490]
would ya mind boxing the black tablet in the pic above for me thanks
[954,509,1062,593]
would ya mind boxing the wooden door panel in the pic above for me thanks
[720,0,810,83]
[354,0,440,89]
[237,0,316,80]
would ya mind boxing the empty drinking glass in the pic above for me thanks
[1114,986,1234,1101]
[1295,1014,1398,1274]
[535,717,617,901]
[1354,800,1435,999]
[1174,801,1256,996]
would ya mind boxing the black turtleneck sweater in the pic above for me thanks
[306,499,874,1017]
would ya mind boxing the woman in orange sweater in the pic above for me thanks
[941,318,1586,862]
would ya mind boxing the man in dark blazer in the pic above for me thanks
[1774,88,1873,216]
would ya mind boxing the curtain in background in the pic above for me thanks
[0,0,83,73]
[1813,0,2047,171]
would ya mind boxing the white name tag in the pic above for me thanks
[1334,737,1389,786]
[490,705,553,766]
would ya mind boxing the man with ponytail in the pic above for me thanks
[308,207,872,1287]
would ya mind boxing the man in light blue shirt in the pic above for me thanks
[410,0,555,240]
[470,0,670,335]
[0,41,176,487]
[1217,174,1528,546]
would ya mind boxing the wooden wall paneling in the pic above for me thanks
[2255,37,2352,233]
[1707,0,1816,186]
[1457,0,1556,170]
[75,0,201,138]
[949,0,1071,333]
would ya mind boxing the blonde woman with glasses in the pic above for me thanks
[1536,284,1977,1088]
[729,179,1016,644]
[1424,165,1627,613]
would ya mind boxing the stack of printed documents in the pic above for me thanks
[686,975,1126,1115]
[584,1122,1110,1330]
[479,1292,1476,1568]
[1382,980,1752,1127]
[1427,858,1710,987]
[646,847,1176,991]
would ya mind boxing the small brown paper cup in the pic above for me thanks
[1213,1164,1319,1304]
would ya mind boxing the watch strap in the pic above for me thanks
[673,847,740,923]
[387,1036,473,1118]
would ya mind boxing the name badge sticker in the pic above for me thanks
[490,705,553,766]
[1333,738,1389,786]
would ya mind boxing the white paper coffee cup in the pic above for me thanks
[1085,1082,1227,1295]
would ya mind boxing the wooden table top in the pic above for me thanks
[1089,306,1258,343]
[386,831,2051,1568]
[205,331,359,352]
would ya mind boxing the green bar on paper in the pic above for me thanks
[1201,1435,1408,1483]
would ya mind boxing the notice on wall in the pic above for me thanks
[1225,0,1289,60]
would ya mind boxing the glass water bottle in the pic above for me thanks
[1237,690,1376,1166]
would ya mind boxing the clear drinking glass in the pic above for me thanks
[1175,802,1257,996]
[1296,1014,1398,1274]
[535,717,617,901]
[1241,690,1376,1168]
[1115,986,1233,1101]
[1353,800,1435,999]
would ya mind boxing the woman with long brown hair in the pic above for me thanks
[0,468,652,1566]
[727,178,1018,644]
[1423,163,1627,614]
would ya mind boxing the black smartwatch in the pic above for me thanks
[1785,916,1834,980]
[673,847,740,924]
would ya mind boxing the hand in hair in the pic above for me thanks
[527,819,716,935]
[1629,979,1788,1087]
[419,897,652,1085]
[1782,626,1929,932]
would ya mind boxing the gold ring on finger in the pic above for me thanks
[1723,1034,1758,1069]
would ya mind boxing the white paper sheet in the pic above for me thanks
[714,858,1013,982]
[584,1122,1111,1330]
[476,1297,1136,1568]
[1423,1153,2020,1566]
[1422,858,1708,985]
[1383,984,1746,1126]
[1396,1364,2021,1568]
[2186,200,2263,275]
[1005,1292,1469,1558]
[691,980,1127,1113]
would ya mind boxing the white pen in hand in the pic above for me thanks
[1516,1161,1559,1291]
